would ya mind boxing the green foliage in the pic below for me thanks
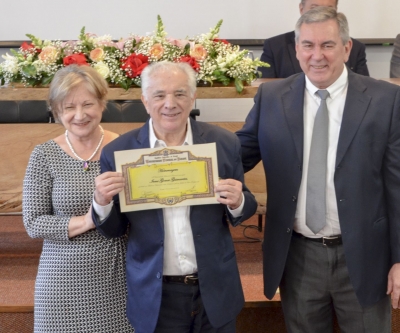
[26,33,42,47]
[21,64,37,77]
[234,78,244,93]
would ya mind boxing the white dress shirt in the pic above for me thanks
[93,118,244,275]
[294,65,348,238]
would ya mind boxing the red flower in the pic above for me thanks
[121,53,149,78]
[176,56,200,72]
[21,42,35,51]
[63,53,88,66]
[213,38,229,45]
[20,42,40,54]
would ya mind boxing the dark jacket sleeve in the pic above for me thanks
[390,34,400,78]
[259,38,278,78]
[347,38,369,76]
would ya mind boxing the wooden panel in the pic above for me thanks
[0,122,266,213]
[1,78,399,101]
[0,79,273,101]
[0,123,142,213]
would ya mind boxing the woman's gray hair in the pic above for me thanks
[140,61,197,99]
[295,6,350,45]
[48,65,108,122]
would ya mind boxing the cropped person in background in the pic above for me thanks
[23,65,134,333]
[390,34,400,78]
[238,7,400,332]
[259,0,369,78]
[92,62,257,333]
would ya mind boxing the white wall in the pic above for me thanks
[1,0,399,40]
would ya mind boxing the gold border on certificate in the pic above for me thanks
[114,143,219,212]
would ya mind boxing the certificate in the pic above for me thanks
[114,143,219,212]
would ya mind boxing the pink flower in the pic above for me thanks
[168,38,191,49]
[115,40,125,51]
[38,46,59,64]
[61,41,77,56]
[149,43,164,59]
[190,44,208,61]
[89,48,105,62]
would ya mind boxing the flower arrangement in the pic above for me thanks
[0,16,269,93]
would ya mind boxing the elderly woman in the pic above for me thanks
[23,65,134,332]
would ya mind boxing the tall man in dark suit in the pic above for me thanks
[237,7,400,332]
[259,0,369,78]
[92,62,257,333]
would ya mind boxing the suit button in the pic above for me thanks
[156,272,161,279]
[286,228,291,233]
[292,196,297,202]
[339,199,346,202]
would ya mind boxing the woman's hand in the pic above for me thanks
[68,206,96,238]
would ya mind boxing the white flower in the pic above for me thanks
[93,61,110,79]
[1,53,19,74]
[93,35,113,47]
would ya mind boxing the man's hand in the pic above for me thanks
[215,178,243,210]
[94,172,125,206]
[387,263,400,308]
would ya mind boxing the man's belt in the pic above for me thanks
[163,274,199,285]
[293,230,342,246]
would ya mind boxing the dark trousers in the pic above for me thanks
[279,235,391,333]
[154,281,236,333]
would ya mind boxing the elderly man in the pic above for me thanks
[259,0,369,78]
[92,62,257,333]
[237,7,400,332]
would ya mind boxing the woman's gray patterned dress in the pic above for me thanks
[23,140,134,333]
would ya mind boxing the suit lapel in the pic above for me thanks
[336,72,371,166]
[136,120,151,147]
[282,74,306,163]
[189,119,205,218]
[190,118,206,144]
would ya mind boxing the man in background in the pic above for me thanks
[259,0,369,78]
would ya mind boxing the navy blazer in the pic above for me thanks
[94,119,257,333]
[259,31,369,78]
[237,71,400,308]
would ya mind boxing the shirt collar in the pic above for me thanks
[149,118,193,148]
[305,65,348,100]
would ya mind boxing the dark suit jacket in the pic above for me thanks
[236,70,400,307]
[93,119,258,333]
[259,31,369,78]
[390,33,400,78]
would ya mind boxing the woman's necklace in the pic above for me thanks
[65,125,104,171]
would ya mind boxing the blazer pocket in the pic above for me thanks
[373,216,387,229]
[223,251,236,263]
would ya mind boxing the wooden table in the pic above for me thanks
[0,79,273,100]
[1,78,399,101]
